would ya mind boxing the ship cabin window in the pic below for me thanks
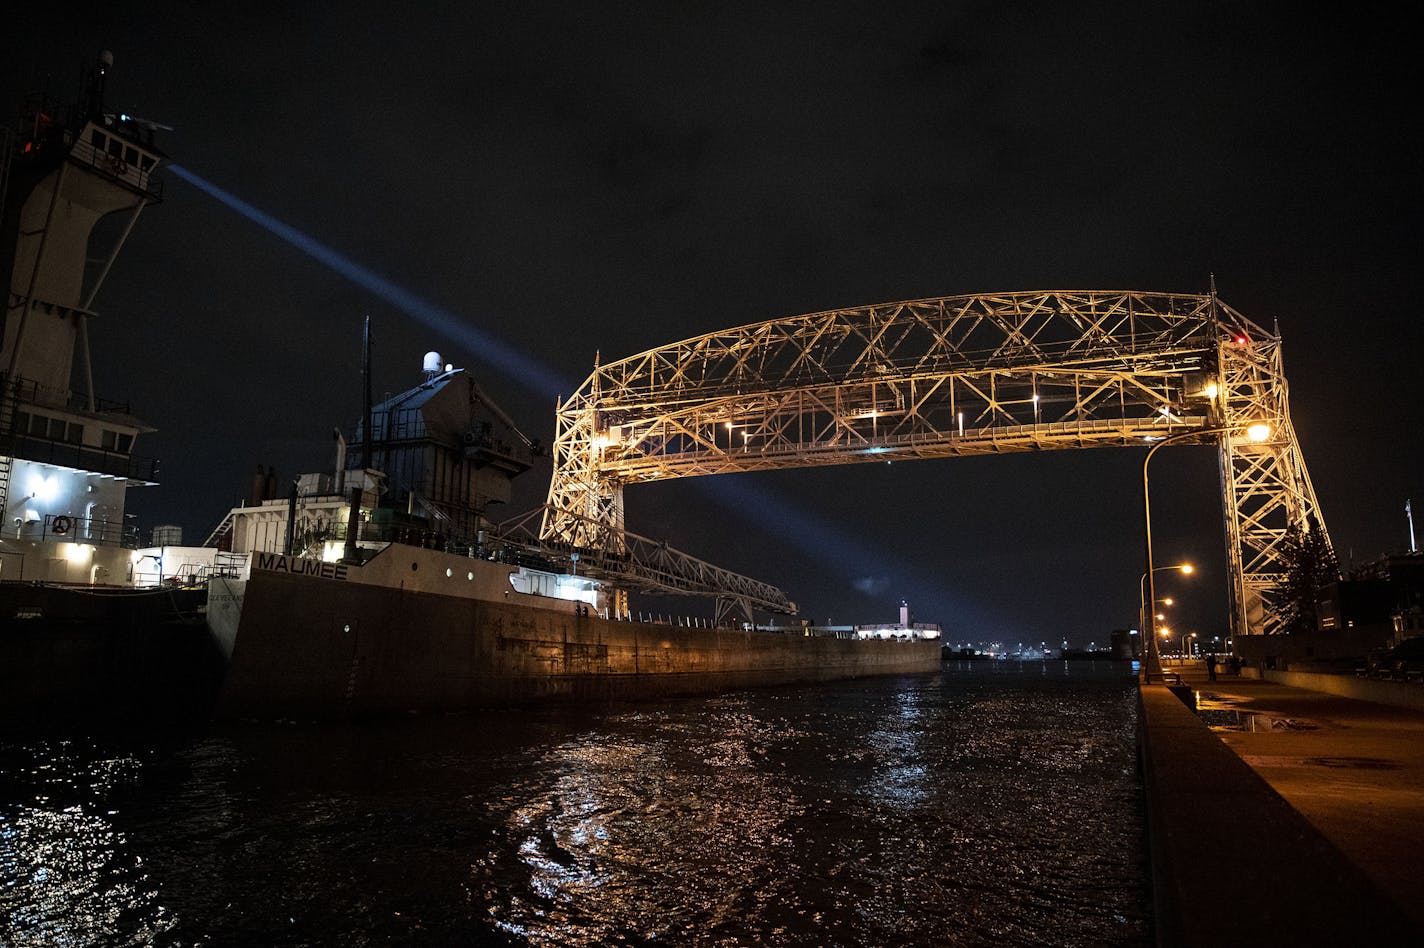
[107,137,123,158]
[66,423,83,445]
[13,410,30,435]
[90,128,106,150]
[139,154,156,171]
[47,418,67,440]
[28,414,48,437]
[99,429,133,452]
[124,145,139,165]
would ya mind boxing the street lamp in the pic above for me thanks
[1139,563,1193,656]
[1180,631,1198,660]
[1142,423,1270,682]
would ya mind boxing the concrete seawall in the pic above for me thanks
[1259,668,1424,713]
[1137,683,1419,946]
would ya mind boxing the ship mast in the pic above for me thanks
[342,316,372,563]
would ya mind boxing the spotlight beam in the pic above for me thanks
[168,164,969,622]
[167,164,572,397]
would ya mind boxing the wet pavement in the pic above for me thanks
[1159,662,1424,935]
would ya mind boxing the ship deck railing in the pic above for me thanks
[17,514,142,549]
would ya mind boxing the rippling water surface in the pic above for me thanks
[0,662,1148,946]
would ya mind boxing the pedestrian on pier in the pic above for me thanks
[1205,653,1218,682]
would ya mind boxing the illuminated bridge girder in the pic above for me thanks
[497,505,793,618]
[542,290,1329,636]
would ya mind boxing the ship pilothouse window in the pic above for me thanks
[90,128,106,150]
[100,430,133,452]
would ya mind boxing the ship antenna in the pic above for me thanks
[343,315,373,564]
[89,50,113,119]
[361,315,373,472]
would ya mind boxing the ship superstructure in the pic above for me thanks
[209,353,536,558]
[0,52,163,583]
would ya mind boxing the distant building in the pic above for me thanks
[1237,551,1424,669]
[853,598,941,640]
[1109,628,1141,661]
[1321,552,1424,646]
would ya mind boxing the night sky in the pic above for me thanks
[5,3,1420,647]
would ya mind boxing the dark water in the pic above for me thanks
[0,662,1149,946]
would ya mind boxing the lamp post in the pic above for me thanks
[1142,422,1270,683]
[1139,564,1192,662]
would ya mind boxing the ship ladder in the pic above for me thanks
[0,371,18,519]
[0,454,11,522]
[202,509,237,549]
[410,491,459,534]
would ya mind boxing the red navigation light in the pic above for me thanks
[1235,335,1248,346]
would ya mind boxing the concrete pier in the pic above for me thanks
[1139,664,1424,945]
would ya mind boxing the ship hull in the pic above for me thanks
[209,567,941,719]
[0,585,222,729]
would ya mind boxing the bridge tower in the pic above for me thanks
[0,52,163,581]
[1212,297,1328,636]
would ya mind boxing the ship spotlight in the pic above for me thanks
[64,543,92,563]
[1246,423,1272,442]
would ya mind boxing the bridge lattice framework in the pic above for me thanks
[541,290,1327,636]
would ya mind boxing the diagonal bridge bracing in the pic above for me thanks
[542,290,1328,636]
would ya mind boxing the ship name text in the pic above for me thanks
[254,552,349,581]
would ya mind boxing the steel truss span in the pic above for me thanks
[543,290,1328,636]
[498,504,795,621]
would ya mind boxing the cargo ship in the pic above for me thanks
[206,542,940,718]
[0,55,939,723]
[201,350,940,719]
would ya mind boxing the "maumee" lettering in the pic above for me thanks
[254,551,349,582]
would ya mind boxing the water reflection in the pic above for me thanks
[0,741,175,946]
[2,664,1148,946]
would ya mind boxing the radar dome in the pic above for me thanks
[422,352,443,376]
